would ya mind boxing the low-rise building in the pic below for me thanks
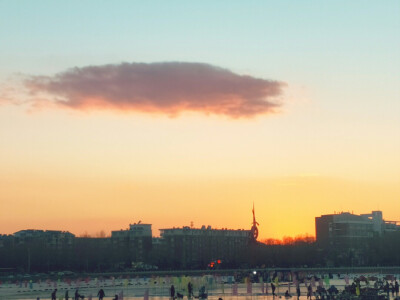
[315,210,400,265]
[316,211,399,248]
[13,229,75,249]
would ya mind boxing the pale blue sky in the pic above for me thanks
[1,1,399,74]
[1,0,399,149]
[1,1,399,113]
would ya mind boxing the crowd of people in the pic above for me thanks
[169,282,206,299]
[39,287,120,300]
[36,275,400,300]
[281,278,399,299]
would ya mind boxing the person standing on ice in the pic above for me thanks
[384,281,390,299]
[296,283,300,299]
[188,282,193,298]
[51,288,57,300]
[395,280,399,297]
[170,284,175,299]
[355,281,360,297]
[271,282,276,296]
[75,289,83,300]
[306,284,312,299]
[97,288,105,300]
[65,290,69,300]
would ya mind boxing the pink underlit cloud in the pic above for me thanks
[24,62,286,118]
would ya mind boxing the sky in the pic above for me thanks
[0,1,399,239]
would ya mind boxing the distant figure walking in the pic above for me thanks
[395,280,399,297]
[51,289,57,300]
[307,284,312,299]
[97,288,105,300]
[65,290,69,300]
[198,286,207,299]
[75,289,84,300]
[271,283,276,296]
[170,285,175,299]
[188,282,193,298]
[296,284,301,299]
[384,281,390,299]
[356,281,361,297]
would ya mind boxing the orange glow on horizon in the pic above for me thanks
[0,171,398,240]
[0,109,398,241]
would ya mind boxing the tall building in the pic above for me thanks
[111,222,152,263]
[159,226,251,269]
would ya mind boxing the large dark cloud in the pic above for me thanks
[24,62,285,118]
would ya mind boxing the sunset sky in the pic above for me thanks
[0,1,399,239]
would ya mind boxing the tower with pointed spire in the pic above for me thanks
[251,202,259,241]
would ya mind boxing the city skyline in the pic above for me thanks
[0,1,399,240]
[2,209,398,273]
[2,209,399,242]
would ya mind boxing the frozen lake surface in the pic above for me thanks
[1,273,399,300]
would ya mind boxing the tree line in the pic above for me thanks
[0,231,399,273]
